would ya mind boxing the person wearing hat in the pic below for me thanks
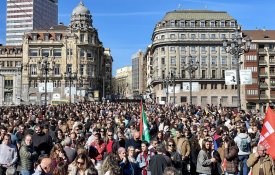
[149,144,172,175]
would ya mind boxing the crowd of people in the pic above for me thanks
[0,102,273,175]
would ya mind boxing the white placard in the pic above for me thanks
[182,82,199,92]
[225,70,237,85]
[52,93,61,100]
[64,87,76,97]
[38,83,53,92]
[167,85,181,93]
[240,69,252,85]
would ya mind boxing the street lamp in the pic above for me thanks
[38,56,54,107]
[222,26,251,111]
[65,71,77,104]
[183,55,199,106]
[162,72,176,104]
[16,63,23,105]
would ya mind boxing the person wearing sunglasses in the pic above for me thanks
[167,139,182,169]
[68,153,95,175]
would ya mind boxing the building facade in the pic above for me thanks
[114,66,132,99]
[0,45,22,106]
[147,10,240,106]
[243,30,275,111]
[132,50,145,98]
[21,2,112,105]
[6,0,58,45]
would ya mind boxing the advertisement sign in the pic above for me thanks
[38,83,53,92]
[240,69,252,85]
[182,82,199,92]
[167,85,181,93]
[225,70,237,85]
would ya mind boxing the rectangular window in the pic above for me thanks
[80,34,84,42]
[181,70,186,78]
[210,21,215,27]
[221,56,227,65]
[200,21,205,27]
[42,49,50,57]
[232,57,237,64]
[54,64,60,75]
[190,21,195,27]
[80,64,84,75]
[211,57,217,65]
[170,56,176,66]
[191,34,196,39]
[202,70,206,78]
[211,46,216,52]
[201,56,206,65]
[180,46,186,53]
[220,21,225,27]
[29,49,38,56]
[201,47,206,53]
[191,46,196,53]
[180,34,186,39]
[53,49,61,57]
[221,34,226,39]
[67,64,72,73]
[180,56,186,66]
[87,50,92,58]
[170,47,175,52]
[67,49,73,56]
[201,34,206,39]
[161,57,165,64]
[30,64,37,75]
[80,49,85,58]
[211,34,216,39]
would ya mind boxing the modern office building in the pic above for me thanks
[242,30,275,111]
[132,50,145,98]
[21,1,112,105]
[6,0,58,45]
[147,10,240,106]
[114,66,133,99]
[0,45,22,106]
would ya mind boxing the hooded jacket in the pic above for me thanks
[234,133,251,156]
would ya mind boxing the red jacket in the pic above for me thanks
[90,141,106,161]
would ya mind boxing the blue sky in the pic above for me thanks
[0,0,275,75]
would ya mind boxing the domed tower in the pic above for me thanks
[69,0,93,31]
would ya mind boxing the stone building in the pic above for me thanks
[0,45,22,105]
[147,10,240,106]
[21,1,112,105]
[114,66,133,99]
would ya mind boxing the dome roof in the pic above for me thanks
[72,1,90,15]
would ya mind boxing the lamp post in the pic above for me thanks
[183,55,199,106]
[16,63,23,105]
[38,56,54,107]
[162,72,176,104]
[65,71,77,104]
[223,26,251,111]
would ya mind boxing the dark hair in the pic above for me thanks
[163,167,181,175]
[53,162,68,175]
[141,141,149,147]
[201,139,211,151]
[240,127,247,133]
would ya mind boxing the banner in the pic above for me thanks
[240,69,252,85]
[182,82,199,92]
[38,83,53,92]
[167,85,181,93]
[259,107,275,159]
[225,70,237,85]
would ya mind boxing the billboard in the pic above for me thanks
[38,83,53,92]
[240,69,252,85]
[225,70,237,85]
[182,82,199,92]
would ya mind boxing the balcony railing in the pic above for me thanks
[260,83,268,89]
[259,72,268,77]
[259,48,267,55]
[259,60,267,65]
[260,94,268,99]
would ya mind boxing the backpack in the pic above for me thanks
[239,137,249,152]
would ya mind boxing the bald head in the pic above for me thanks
[134,131,140,140]
[257,144,267,157]
[40,158,52,173]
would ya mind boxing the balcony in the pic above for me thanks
[270,60,275,65]
[270,83,275,89]
[259,48,267,55]
[270,72,275,77]
[260,83,268,89]
[259,72,268,77]
[260,94,268,99]
[270,94,275,100]
[259,60,267,66]
[269,49,275,55]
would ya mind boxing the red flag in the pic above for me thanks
[259,107,275,159]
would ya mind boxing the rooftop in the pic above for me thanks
[161,10,235,21]
[243,30,275,40]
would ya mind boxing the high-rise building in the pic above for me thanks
[147,10,240,106]
[242,30,275,111]
[6,0,58,46]
[132,50,145,98]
